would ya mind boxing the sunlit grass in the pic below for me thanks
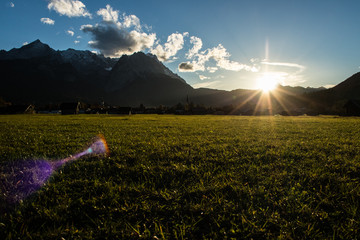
[1,114,360,239]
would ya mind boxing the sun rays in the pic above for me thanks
[256,72,280,93]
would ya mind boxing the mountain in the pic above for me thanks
[105,52,193,106]
[0,40,56,60]
[59,48,117,73]
[0,40,193,106]
[0,40,114,104]
[107,52,185,91]
[278,85,326,95]
[0,40,358,114]
[304,72,360,113]
[325,72,360,100]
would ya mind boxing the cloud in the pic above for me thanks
[97,5,141,31]
[186,36,202,59]
[179,62,194,71]
[123,14,141,30]
[151,32,188,61]
[81,5,157,57]
[81,22,156,57]
[97,4,119,23]
[48,0,91,18]
[192,81,220,89]
[178,61,204,72]
[67,30,74,36]
[259,61,307,86]
[10,2,14,7]
[207,67,218,73]
[179,41,257,73]
[261,61,306,72]
[199,75,209,80]
[40,18,55,25]
[80,24,93,29]
[206,44,258,72]
[23,42,29,46]
[74,40,80,44]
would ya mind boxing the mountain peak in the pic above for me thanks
[31,39,42,44]
[106,51,190,93]
[22,39,50,50]
[0,39,55,60]
[115,51,184,82]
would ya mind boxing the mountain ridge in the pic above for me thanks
[0,40,359,114]
[0,40,193,106]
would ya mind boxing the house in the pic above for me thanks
[344,99,360,116]
[60,102,80,115]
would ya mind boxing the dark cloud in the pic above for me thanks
[81,22,155,57]
[178,62,194,71]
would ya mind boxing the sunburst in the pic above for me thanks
[256,72,280,93]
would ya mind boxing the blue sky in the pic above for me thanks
[1,0,360,91]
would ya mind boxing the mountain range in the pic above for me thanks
[0,40,359,115]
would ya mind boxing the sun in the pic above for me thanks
[256,72,280,93]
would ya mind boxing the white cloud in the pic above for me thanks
[199,75,209,80]
[123,14,141,30]
[76,36,82,39]
[97,4,119,23]
[10,2,14,7]
[74,40,80,44]
[261,61,306,72]
[96,5,141,31]
[129,30,156,50]
[48,0,91,18]
[151,32,187,61]
[67,30,74,36]
[192,81,221,89]
[23,42,29,46]
[179,40,257,73]
[207,67,218,73]
[186,36,202,59]
[207,44,258,72]
[40,18,55,25]
[260,61,306,85]
[80,24,93,30]
[257,61,307,86]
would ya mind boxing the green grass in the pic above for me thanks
[1,114,360,239]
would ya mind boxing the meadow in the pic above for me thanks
[0,114,360,239]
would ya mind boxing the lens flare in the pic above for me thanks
[1,135,109,205]
[59,134,109,166]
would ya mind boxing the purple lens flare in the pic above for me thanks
[1,135,109,205]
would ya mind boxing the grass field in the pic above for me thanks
[1,114,360,239]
